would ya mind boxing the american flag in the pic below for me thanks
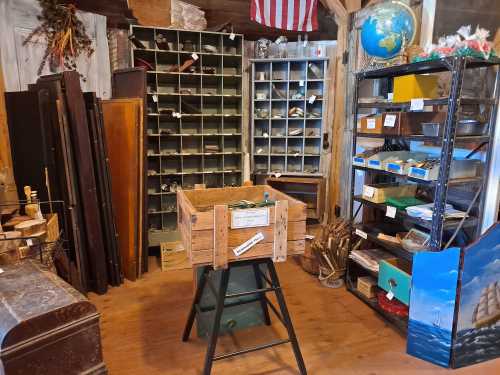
[250,0,319,32]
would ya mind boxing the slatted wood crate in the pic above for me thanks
[177,186,307,268]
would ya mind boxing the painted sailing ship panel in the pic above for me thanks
[452,223,500,368]
[407,248,461,367]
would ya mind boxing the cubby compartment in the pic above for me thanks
[270,156,285,173]
[156,51,177,72]
[271,138,286,154]
[159,118,179,134]
[181,118,201,134]
[224,154,241,171]
[289,81,306,100]
[254,155,269,173]
[147,94,159,114]
[224,172,241,187]
[307,60,324,79]
[305,138,321,155]
[223,76,241,96]
[204,174,223,188]
[305,119,321,137]
[287,138,303,154]
[147,116,159,135]
[160,137,181,154]
[271,101,286,119]
[148,158,160,176]
[157,95,178,114]
[254,62,271,81]
[148,175,161,195]
[222,34,242,55]
[179,75,201,94]
[287,155,303,173]
[304,155,320,174]
[131,27,155,49]
[179,53,200,73]
[254,119,269,137]
[289,100,305,118]
[161,212,177,231]
[223,97,241,115]
[223,118,241,134]
[146,73,158,94]
[271,119,286,136]
[201,33,222,54]
[148,215,162,232]
[307,81,324,98]
[290,61,306,81]
[254,81,270,100]
[255,101,270,119]
[182,137,202,153]
[162,156,181,174]
[223,135,240,152]
[154,29,178,51]
[181,96,201,114]
[306,101,322,118]
[201,54,222,75]
[179,32,200,52]
[254,138,269,155]
[201,117,221,134]
[183,174,203,189]
[183,155,203,172]
[202,96,222,114]
[147,138,160,155]
[161,194,177,212]
[272,61,288,81]
[288,119,305,136]
[148,195,161,213]
[156,74,178,94]
[204,155,222,172]
[271,82,287,100]
[203,135,222,153]
[222,55,242,75]
[202,76,222,95]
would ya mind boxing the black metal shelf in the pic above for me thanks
[357,97,495,109]
[353,224,414,261]
[356,133,490,143]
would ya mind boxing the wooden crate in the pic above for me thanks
[362,183,417,204]
[160,242,190,271]
[177,185,307,268]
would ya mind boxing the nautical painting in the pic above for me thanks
[407,248,461,367]
[452,223,500,368]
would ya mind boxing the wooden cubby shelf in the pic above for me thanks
[250,57,328,176]
[131,25,244,242]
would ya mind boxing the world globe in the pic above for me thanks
[360,1,416,60]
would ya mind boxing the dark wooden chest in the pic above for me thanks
[0,261,106,374]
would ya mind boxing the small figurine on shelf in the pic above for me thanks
[155,33,170,50]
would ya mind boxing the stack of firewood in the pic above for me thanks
[311,219,361,287]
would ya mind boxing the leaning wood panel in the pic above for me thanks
[213,205,229,269]
[101,99,143,281]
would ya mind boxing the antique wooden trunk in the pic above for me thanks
[0,261,107,374]
[177,185,307,267]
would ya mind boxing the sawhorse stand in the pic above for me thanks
[182,258,307,375]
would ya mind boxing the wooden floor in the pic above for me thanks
[90,259,500,375]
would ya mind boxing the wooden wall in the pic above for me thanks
[128,0,171,27]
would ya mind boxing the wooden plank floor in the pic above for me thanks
[90,259,500,375]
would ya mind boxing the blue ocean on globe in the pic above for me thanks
[361,3,416,60]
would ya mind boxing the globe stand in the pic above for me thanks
[359,38,408,73]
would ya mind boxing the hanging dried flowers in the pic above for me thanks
[23,0,94,76]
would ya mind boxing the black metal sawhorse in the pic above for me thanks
[182,258,307,375]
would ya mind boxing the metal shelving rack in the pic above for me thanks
[346,56,500,332]
[130,25,243,244]
[250,57,328,176]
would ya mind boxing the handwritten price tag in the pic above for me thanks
[384,114,396,127]
[299,80,304,87]
[386,291,394,301]
[229,33,235,40]
[386,205,397,218]
[363,185,375,198]
[308,95,316,104]
[410,98,424,111]
[366,118,376,129]
[191,53,199,61]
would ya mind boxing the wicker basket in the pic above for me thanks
[318,266,345,288]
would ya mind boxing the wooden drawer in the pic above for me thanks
[378,259,412,305]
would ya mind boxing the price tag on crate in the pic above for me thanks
[386,205,397,218]
[191,53,199,61]
[363,185,375,198]
[299,80,304,87]
[410,98,424,111]
[386,290,395,301]
[229,32,236,40]
[231,207,270,229]
[366,118,376,129]
[384,114,396,127]
[355,228,368,239]
[152,94,158,103]
[308,95,316,104]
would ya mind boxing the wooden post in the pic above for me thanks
[273,200,288,262]
[213,205,228,269]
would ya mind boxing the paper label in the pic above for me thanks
[299,80,304,87]
[0,268,4,274]
[26,239,33,246]
[384,114,396,127]
[363,185,375,198]
[229,33,236,40]
[386,291,395,301]
[308,95,316,104]
[355,228,368,239]
[368,160,380,167]
[366,118,376,129]
[231,207,270,229]
[191,53,199,61]
[233,232,264,256]
[152,94,158,102]
[353,157,364,165]
[386,205,397,218]
[410,98,424,111]
[388,93,394,101]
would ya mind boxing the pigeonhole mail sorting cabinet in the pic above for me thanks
[177,185,307,267]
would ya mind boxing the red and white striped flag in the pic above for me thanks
[250,0,319,32]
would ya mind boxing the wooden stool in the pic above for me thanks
[182,258,307,375]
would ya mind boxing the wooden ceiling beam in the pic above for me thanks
[320,0,348,21]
